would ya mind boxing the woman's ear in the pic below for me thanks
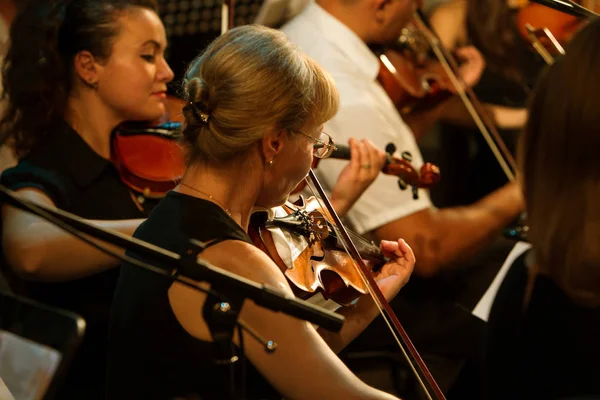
[373,0,392,23]
[261,129,285,164]
[73,50,100,88]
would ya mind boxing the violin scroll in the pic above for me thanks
[381,143,441,199]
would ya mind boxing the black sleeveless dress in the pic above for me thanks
[106,191,280,400]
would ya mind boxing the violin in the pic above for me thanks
[375,26,454,116]
[111,96,187,198]
[515,0,599,63]
[329,142,440,199]
[402,9,519,183]
[112,120,185,198]
[249,195,387,306]
[291,142,440,200]
[253,170,447,400]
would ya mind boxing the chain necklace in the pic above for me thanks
[179,182,232,216]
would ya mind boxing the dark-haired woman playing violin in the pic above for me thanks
[0,2,388,399]
[0,1,173,398]
[107,25,415,400]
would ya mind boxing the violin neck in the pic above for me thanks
[330,145,351,160]
[328,229,387,265]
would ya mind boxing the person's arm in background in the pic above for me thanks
[427,0,468,50]
[320,85,525,279]
[374,182,523,277]
[2,189,144,281]
[426,0,528,132]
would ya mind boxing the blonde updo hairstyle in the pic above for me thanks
[181,25,339,165]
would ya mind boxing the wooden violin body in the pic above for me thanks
[249,196,386,306]
[112,121,185,198]
[376,27,454,116]
[515,0,599,62]
[111,96,187,198]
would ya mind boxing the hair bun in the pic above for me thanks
[185,77,213,113]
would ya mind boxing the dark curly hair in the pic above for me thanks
[0,0,158,157]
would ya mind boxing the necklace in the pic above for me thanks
[179,182,232,216]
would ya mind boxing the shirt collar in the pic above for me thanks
[303,1,380,80]
[44,121,112,188]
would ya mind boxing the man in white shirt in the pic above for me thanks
[282,1,524,396]
[282,0,523,278]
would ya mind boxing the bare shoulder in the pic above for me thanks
[197,239,292,294]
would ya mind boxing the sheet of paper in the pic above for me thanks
[0,330,61,400]
[472,241,532,322]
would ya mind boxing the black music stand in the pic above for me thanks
[0,293,85,400]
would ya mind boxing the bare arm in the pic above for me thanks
[428,0,468,50]
[2,188,143,281]
[375,181,524,278]
[169,240,400,400]
[437,96,528,130]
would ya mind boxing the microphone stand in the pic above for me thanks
[0,184,344,396]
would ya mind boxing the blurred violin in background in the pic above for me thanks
[514,0,599,64]
[377,7,519,183]
[111,96,187,199]
[374,27,455,116]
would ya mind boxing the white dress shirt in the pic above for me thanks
[281,2,432,234]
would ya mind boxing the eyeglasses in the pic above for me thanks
[295,130,337,159]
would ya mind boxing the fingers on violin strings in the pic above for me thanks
[396,238,415,263]
[357,139,372,174]
[380,239,415,261]
[348,137,360,170]
[366,138,386,171]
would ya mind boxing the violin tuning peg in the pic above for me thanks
[385,142,397,155]
[398,178,408,191]
[412,186,419,200]
[401,151,413,162]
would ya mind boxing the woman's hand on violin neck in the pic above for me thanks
[374,239,415,301]
[454,45,486,90]
[329,138,387,217]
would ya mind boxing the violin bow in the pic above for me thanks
[530,0,599,18]
[305,169,446,400]
[221,0,236,34]
[411,9,518,182]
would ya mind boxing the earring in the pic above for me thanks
[86,80,98,89]
[268,160,273,166]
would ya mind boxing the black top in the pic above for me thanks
[486,250,600,399]
[0,122,155,400]
[107,191,280,400]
